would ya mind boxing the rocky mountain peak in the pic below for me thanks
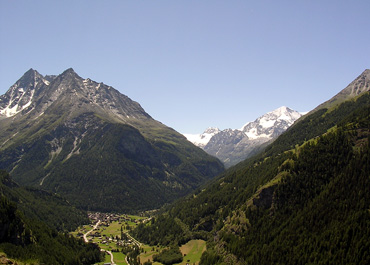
[59,67,79,78]
[0,69,48,118]
[204,127,220,134]
[0,68,225,213]
[339,69,370,98]
[313,69,370,112]
[241,107,302,139]
[0,68,151,122]
[183,127,220,148]
[16,68,45,86]
[185,106,302,167]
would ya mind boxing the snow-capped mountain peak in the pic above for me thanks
[241,106,302,140]
[184,127,220,148]
[0,69,48,118]
[184,106,302,167]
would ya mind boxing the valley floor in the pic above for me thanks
[71,212,205,265]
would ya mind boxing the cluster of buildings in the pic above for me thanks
[88,212,138,225]
[77,212,143,247]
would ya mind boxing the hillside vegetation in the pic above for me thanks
[0,191,102,264]
[132,92,370,264]
[0,170,88,232]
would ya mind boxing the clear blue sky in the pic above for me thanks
[1,1,369,134]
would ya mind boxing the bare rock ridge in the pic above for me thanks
[0,68,151,123]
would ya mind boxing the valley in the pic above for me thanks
[72,212,206,265]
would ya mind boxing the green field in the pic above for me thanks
[95,253,113,265]
[179,240,206,265]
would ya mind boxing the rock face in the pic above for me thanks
[0,68,224,212]
[313,69,370,112]
[185,106,303,167]
[0,68,150,122]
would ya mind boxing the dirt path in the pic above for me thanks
[106,250,115,264]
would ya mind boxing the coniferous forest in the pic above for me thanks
[0,170,103,264]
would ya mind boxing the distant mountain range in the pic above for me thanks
[0,68,224,212]
[184,106,303,167]
[184,67,370,168]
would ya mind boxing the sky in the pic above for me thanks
[1,1,369,134]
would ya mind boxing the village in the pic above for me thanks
[75,212,144,248]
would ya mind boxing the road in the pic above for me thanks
[106,250,115,264]
[82,217,145,265]
[83,220,101,243]
[83,220,115,264]
[125,232,141,247]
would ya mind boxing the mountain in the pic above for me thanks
[0,68,224,212]
[184,106,302,167]
[313,69,370,112]
[184,127,220,148]
[132,70,370,264]
[240,106,303,139]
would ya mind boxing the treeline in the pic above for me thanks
[0,194,103,264]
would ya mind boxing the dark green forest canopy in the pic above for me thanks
[0,191,102,264]
[0,170,88,232]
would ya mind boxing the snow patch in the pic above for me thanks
[186,106,302,146]
[184,127,220,148]
[0,88,35,117]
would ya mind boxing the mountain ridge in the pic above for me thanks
[184,106,303,167]
[0,68,224,212]
[312,69,370,112]
[131,69,370,264]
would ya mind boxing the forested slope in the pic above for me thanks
[0,170,102,264]
[0,170,88,231]
[0,194,102,264]
[132,92,370,264]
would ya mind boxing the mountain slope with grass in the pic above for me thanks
[132,70,370,264]
[0,68,224,212]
